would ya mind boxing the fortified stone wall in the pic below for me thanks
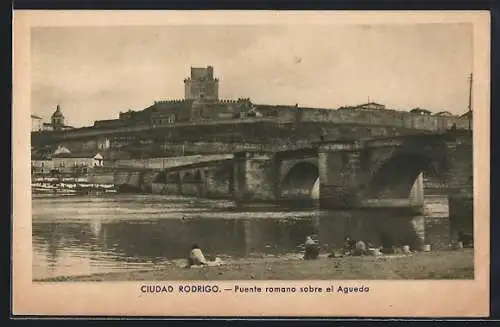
[42,121,445,159]
[300,108,456,132]
[31,107,459,149]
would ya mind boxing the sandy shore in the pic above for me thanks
[35,248,474,282]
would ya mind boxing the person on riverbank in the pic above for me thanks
[380,232,396,254]
[303,236,320,260]
[457,231,474,248]
[186,244,224,268]
[187,244,208,267]
[343,236,368,256]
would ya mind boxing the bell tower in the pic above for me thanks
[51,104,65,131]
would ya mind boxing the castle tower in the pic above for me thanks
[51,104,65,131]
[184,66,219,101]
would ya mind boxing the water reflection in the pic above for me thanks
[32,194,450,280]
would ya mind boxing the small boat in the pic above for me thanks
[32,180,117,196]
[32,186,78,195]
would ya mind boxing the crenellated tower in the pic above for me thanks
[184,66,219,101]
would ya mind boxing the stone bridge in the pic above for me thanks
[114,131,472,218]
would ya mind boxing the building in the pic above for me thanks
[37,105,75,132]
[410,108,433,115]
[51,105,65,130]
[456,110,473,130]
[94,66,256,128]
[337,102,390,112]
[31,115,43,132]
[31,153,54,174]
[52,152,106,171]
[353,102,387,110]
[435,111,453,116]
[184,66,219,101]
[38,66,461,146]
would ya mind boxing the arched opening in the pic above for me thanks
[183,171,195,182]
[194,170,203,183]
[167,172,180,183]
[194,169,205,197]
[154,171,167,183]
[365,153,433,199]
[139,171,153,193]
[280,162,319,200]
[164,171,182,194]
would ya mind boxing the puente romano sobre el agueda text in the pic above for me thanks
[31,66,474,244]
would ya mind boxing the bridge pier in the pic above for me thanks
[163,172,180,194]
[445,134,474,241]
[113,170,143,193]
[318,141,364,208]
[204,167,232,198]
[409,173,425,208]
[233,152,278,202]
[139,171,155,193]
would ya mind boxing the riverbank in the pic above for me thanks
[36,249,473,282]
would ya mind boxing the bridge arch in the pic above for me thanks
[365,151,439,199]
[153,171,167,183]
[181,170,195,182]
[193,169,203,183]
[280,161,319,200]
[166,171,181,183]
[362,135,449,200]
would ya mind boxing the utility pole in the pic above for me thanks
[468,73,473,131]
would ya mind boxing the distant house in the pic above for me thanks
[434,111,453,116]
[353,102,386,110]
[460,111,472,119]
[456,110,473,130]
[410,108,433,115]
[52,152,106,170]
[93,153,104,167]
[31,152,53,173]
[336,102,388,111]
[41,122,54,131]
[31,114,42,132]
[53,145,71,156]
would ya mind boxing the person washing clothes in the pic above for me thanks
[343,236,368,256]
[303,235,320,260]
[457,231,474,248]
[380,232,396,254]
[187,244,207,267]
[186,244,223,268]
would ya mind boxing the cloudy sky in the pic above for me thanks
[31,23,472,127]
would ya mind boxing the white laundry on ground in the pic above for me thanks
[189,248,208,265]
[188,246,224,268]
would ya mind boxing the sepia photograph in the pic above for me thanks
[13,10,490,317]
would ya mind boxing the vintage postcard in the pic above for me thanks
[12,10,490,317]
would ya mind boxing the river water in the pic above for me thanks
[32,194,450,280]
